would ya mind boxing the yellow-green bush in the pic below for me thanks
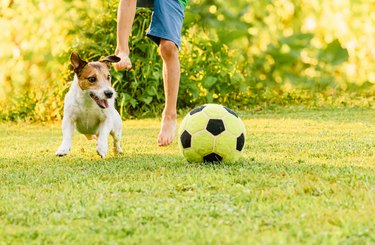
[0,0,374,121]
[0,0,104,121]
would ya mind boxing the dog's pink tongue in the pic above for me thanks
[98,99,109,109]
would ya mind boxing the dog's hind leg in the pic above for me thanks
[85,135,97,140]
[110,112,123,155]
[111,130,123,154]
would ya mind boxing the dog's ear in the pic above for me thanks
[70,51,88,75]
[100,55,121,68]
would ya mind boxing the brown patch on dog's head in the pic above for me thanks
[70,52,120,91]
[70,51,87,76]
[77,62,111,91]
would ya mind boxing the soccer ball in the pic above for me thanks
[178,104,246,163]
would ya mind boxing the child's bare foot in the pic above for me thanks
[158,114,177,146]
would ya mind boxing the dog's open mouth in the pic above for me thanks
[90,93,109,109]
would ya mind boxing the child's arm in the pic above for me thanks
[114,0,136,70]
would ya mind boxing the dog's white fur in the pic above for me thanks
[56,52,123,158]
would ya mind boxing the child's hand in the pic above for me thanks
[113,52,132,71]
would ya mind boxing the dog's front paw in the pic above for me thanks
[55,146,71,156]
[96,144,108,158]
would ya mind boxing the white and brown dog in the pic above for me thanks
[56,51,122,158]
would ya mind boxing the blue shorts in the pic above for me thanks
[146,0,185,48]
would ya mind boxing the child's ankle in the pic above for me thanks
[162,110,177,120]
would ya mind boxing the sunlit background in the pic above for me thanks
[1,0,374,121]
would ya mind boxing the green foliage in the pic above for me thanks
[0,0,103,121]
[185,0,373,107]
[0,0,374,121]
[179,32,248,108]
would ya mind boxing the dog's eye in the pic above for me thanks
[87,77,97,83]
[107,75,111,80]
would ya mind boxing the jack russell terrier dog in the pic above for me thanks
[56,51,122,158]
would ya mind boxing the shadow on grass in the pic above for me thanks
[242,107,374,124]
[181,156,374,182]
[1,150,373,187]
[2,150,374,172]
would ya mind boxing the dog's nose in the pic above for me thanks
[104,90,113,99]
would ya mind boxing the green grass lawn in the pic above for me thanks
[0,108,374,244]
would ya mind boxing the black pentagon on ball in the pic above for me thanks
[206,119,225,136]
[203,153,223,163]
[180,130,192,148]
[236,133,245,151]
[224,106,238,118]
[189,105,206,115]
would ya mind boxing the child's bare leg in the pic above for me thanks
[114,0,136,71]
[158,39,179,146]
